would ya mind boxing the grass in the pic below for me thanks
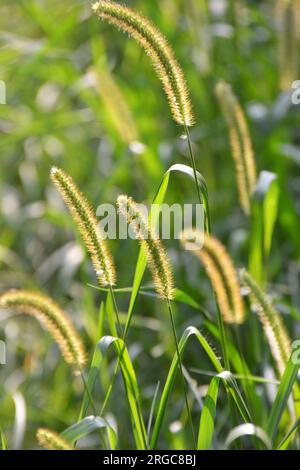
[0,0,300,450]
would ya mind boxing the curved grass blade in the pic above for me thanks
[150,326,222,449]
[78,335,147,450]
[276,418,300,450]
[249,171,279,284]
[224,423,272,450]
[62,415,117,450]
[267,355,300,442]
[126,163,209,338]
[0,427,8,450]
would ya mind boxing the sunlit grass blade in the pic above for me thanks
[150,326,223,449]
[249,171,279,284]
[198,371,254,450]
[0,427,8,450]
[78,335,147,450]
[267,355,300,443]
[62,416,117,450]
[126,163,209,339]
[276,418,300,450]
[224,423,272,450]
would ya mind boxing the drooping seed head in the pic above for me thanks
[36,428,73,450]
[0,289,86,370]
[215,80,257,215]
[117,195,174,300]
[92,1,194,127]
[50,166,116,287]
[181,229,245,324]
[240,269,291,375]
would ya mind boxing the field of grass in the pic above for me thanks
[1,0,300,451]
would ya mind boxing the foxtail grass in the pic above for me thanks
[117,194,196,448]
[117,195,174,300]
[92,1,193,127]
[181,229,245,325]
[92,1,207,229]
[215,80,257,215]
[36,428,73,450]
[240,269,291,376]
[50,167,116,288]
[0,290,86,370]
[275,0,299,90]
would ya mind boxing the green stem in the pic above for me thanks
[167,299,197,449]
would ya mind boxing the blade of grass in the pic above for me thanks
[267,355,300,442]
[197,371,253,450]
[224,423,272,450]
[78,335,147,450]
[62,415,117,450]
[150,326,222,449]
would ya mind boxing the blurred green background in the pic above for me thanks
[1,0,300,449]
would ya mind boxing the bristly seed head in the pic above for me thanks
[215,80,257,215]
[0,289,86,370]
[117,195,174,300]
[181,229,245,324]
[240,269,291,376]
[92,1,194,127]
[36,428,73,450]
[50,166,116,287]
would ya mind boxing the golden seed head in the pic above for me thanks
[181,229,245,324]
[215,80,257,215]
[0,289,86,370]
[92,1,194,127]
[50,166,116,287]
[117,195,174,300]
[240,269,291,375]
[36,428,73,450]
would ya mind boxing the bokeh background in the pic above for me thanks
[0,0,300,449]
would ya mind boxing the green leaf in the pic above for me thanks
[276,418,300,450]
[249,171,279,284]
[0,427,8,450]
[78,335,147,450]
[125,164,209,338]
[62,415,117,450]
[224,423,272,450]
[150,326,222,449]
[267,356,300,442]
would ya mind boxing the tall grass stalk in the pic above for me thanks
[117,195,196,448]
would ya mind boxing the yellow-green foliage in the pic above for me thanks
[51,167,116,287]
[0,290,86,370]
[92,1,194,127]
